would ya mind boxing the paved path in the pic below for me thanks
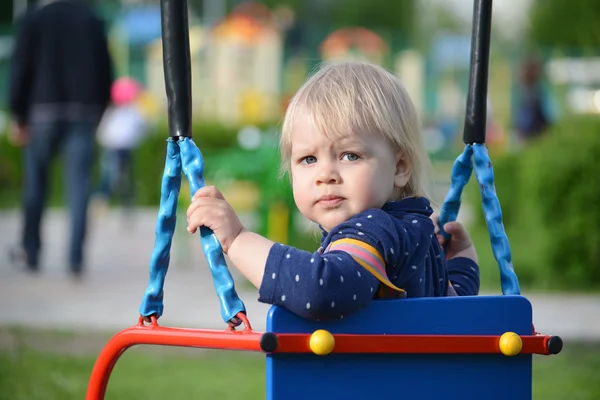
[1,208,599,341]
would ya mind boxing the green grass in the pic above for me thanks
[0,328,598,400]
[0,346,266,400]
[533,342,600,400]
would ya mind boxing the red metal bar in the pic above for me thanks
[273,333,555,355]
[86,316,263,400]
[87,315,559,400]
[521,335,551,355]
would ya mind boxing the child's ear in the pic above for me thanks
[394,153,412,188]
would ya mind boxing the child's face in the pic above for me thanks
[289,115,408,232]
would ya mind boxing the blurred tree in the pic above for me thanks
[1,1,12,23]
[413,1,468,50]
[528,0,600,49]
[226,0,417,68]
[325,0,415,36]
[259,0,416,37]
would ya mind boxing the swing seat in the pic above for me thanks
[265,295,560,400]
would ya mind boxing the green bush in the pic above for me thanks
[0,132,22,207]
[0,121,315,250]
[0,120,242,208]
[467,116,600,291]
[0,130,82,208]
[133,120,244,206]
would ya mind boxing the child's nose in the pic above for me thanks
[316,162,341,184]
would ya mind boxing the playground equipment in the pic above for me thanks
[86,0,562,399]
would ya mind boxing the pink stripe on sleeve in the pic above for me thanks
[332,244,387,276]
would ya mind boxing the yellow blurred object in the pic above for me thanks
[221,181,261,213]
[267,202,289,244]
[240,90,265,126]
[179,180,191,203]
[135,91,161,120]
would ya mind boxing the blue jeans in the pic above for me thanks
[22,121,95,270]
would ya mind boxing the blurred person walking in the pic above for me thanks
[95,77,148,210]
[7,0,113,278]
[514,57,552,144]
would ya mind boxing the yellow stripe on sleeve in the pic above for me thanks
[327,238,405,294]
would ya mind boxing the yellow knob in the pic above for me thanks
[499,332,522,356]
[309,329,335,356]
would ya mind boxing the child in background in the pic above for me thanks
[186,61,480,320]
[95,77,147,209]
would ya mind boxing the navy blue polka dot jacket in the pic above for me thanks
[258,197,480,320]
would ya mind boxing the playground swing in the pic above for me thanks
[86,0,562,399]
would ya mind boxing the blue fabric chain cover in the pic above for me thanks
[139,139,182,317]
[438,144,521,296]
[472,144,520,295]
[438,145,474,242]
[178,138,247,323]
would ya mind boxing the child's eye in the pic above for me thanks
[300,156,317,165]
[342,152,360,161]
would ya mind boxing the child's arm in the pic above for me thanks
[446,257,480,296]
[257,243,382,319]
[187,187,386,319]
[226,229,273,288]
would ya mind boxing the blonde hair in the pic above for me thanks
[280,61,432,199]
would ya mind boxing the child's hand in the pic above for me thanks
[431,213,478,263]
[186,186,245,253]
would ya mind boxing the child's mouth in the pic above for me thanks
[317,195,344,208]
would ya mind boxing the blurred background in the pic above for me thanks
[0,0,599,399]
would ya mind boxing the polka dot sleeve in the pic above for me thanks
[446,257,480,296]
[258,243,382,320]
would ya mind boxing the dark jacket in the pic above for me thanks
[9,0,113,125]
[259,197,480,320]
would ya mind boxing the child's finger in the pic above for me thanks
[430,213,440,230]
[187,200,223,232]
[192,185,224,200]
[443,222,467,240]
[186,197,217,220]
[187,211,205,233]
[436,233,446,246]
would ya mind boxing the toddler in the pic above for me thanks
[186,61,480,320]
[95,77,147,208]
